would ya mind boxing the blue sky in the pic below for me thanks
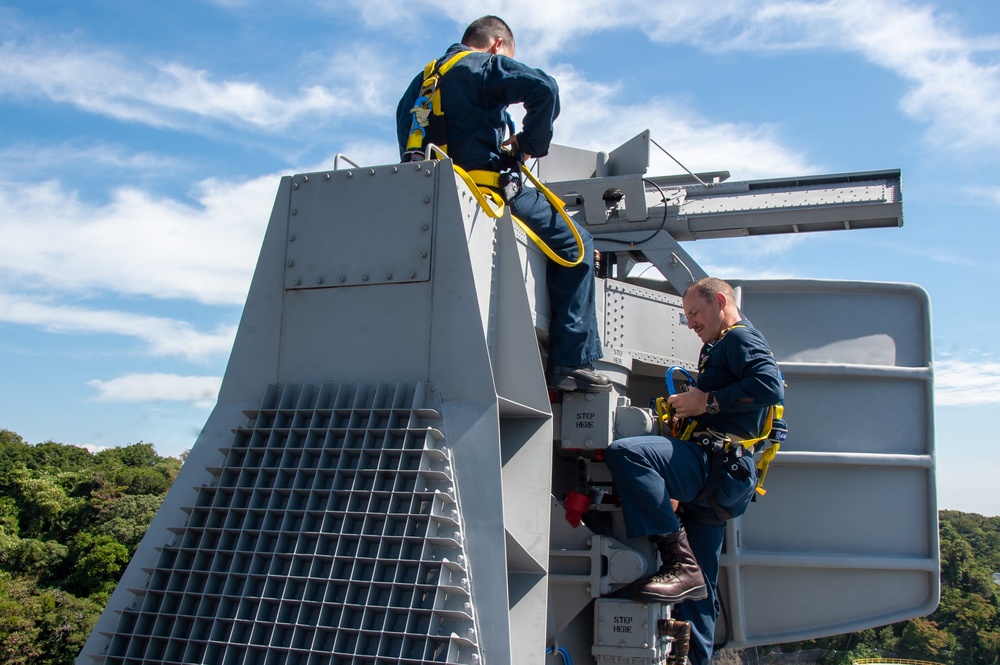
[1,1,998,516]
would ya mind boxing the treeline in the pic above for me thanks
[772,510,1000,665]
[1,428,998,664]
[0,429,181,664]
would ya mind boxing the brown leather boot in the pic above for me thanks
[659,618,691,665]
[633,528,708,603]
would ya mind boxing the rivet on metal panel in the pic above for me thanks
[424,170,432,177]
[317,277,324,284]
[290,209,297,216]
[292,182,299,190]
[421,224,429,231]
[392,166,398,174]
[302,175,309,183]
[347,171,354,178]
[294,279,301,285]
[339,276,346,283]
[363,274,369,281]
[324,173,331,180]
[408,272,416,279]
[287,261,294,267]
[414,163,422,170]
[420,251,428,258]
[424,197,431,204]
[369,169,376,176]
[386,273,393,280]
[288,234,296,241]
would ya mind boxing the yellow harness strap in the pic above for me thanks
[441,153,585,268]
[405,50,475,154]
[467,169,501,189]
[734,403,783,496]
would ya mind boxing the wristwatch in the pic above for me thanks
[705,392,720,415]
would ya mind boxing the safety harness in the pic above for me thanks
[402,52,586,268]
[656,328,787,521]
[403,50,474,163]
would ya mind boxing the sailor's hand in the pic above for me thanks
[668,388,708,418]
[502,135,532,160]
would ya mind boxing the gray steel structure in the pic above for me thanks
[79,132,936,665]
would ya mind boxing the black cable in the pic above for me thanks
[716,589,732,650]
[598,178,673,247]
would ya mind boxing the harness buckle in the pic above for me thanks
[691,429,730,455]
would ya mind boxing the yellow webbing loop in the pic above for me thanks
[738,405,774,450]
[755,442,780,496]
[655,397,670,436]
[432,146,585,268]
[515,163,585,267]
[467,169,500,188]
[654,396,697,440]
[741,403,784,496]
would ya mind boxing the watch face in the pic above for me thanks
[706,395,719,415]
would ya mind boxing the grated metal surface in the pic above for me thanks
[98,381,480,665]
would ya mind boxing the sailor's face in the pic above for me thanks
[683,292,724,344]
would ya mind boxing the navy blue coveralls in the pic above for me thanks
[605,322,784,665]
[396,44,603,370]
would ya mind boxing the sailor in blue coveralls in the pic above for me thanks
[396,15,609,393]
[605,277,784,665]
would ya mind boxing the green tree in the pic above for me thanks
[0,535,67,579]
[7,466,83,538]
[92,493,166,551]
[61,533,130,603]
[0,571,101,665]
[899,617,954,658]
[0,496,19,537]
[95,442,159,469]
[35,588,103,665]
[0,430,183,663]
[25,442,93,474]
[0,573,43,664]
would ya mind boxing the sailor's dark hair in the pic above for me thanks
[461,16,515,50]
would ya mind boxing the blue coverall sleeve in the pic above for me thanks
[396,72,424,159]
[482,56,560,158]
[712,328,784,413]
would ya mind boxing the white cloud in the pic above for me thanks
[782,0,1000,153]
[550,66,817,179]
[0,141,182,179]
[9,1,996,159]
[0,35,388,133]
[963,184,1000,207]
[0,293,235,363]
[934,356,1000,407]
[88,373,222,405]
[0,174,274,305]
[377,0,1000,155]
